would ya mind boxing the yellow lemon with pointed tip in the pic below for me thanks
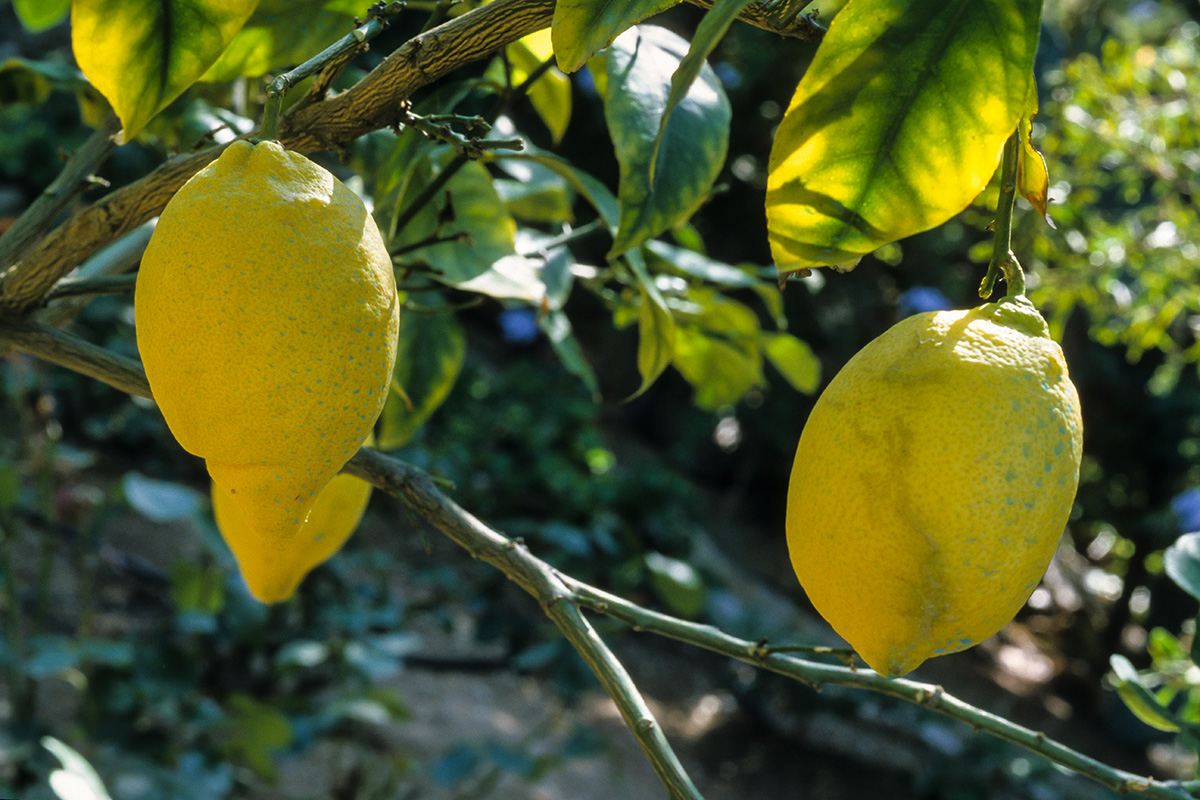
[136,140,399,603]
[786,296,1082,677]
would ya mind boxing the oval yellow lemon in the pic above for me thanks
[786,296,1082,677]
[136,140,399,603]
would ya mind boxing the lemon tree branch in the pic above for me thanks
[1,322,1197,800]
[0,0,824,315]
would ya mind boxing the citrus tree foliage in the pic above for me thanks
[5,0,1200,797]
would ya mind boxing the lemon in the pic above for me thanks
[786,296,1082,677]
[135,140,399,603]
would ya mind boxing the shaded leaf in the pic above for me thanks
[602,26,731,259]
[507,29,572,143]
[645,551,705,618]
[497,150,618,229]
[71,0,260,140]
[124,471,204,522]
[766,0,1042,271]
[378,306,466,449]
[649,0,753,176]
[392,151,518,285]
[551,0,680,73]
[495,174,575,225]
[543,310,601,400]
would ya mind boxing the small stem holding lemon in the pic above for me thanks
[979,129,1026,300]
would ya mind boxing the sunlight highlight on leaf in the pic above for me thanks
[551,0,681,73]
[71,0,260,139]
[765,0,1042,272]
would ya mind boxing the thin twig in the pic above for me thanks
[979,130,1026,300]
[0,114,122,270]
[4,322,1199,800]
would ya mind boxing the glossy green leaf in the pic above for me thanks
[14,0,70,31]
[455,255,547,304]
[602,25,731,259]
[392,150,517,285]
[497,150,618,229]
[378,306,467,450]
[508,29,572,144]
[763,332,821,394]
[766,0,1042,272]
[649,0,752,177]
[673,327,762,410]
[645,239,758,288]
[1109,655,1181,733]
[628,250,675,400]
[1165,532,1200,602]
[495,175,575,225]
[551,0,680,73]
[71,0,260,140]
[202,0,370,81]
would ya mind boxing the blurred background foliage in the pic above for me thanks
[3,0,1200,798]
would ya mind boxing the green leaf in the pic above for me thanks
[765,0,1042,272]
[645,239,759,288]
[649,0,753,177]
[551,0,680,73]
[627,250,675,399]
[202,0,368,81]
[392,151,518,285]
[543,310,601,401]
[495,175,575,225]
[602,26,731,259]
[1109,655,1181,733]
[219,694,293,780]
[1165,532,1200,602]
[378,306,466,449]
[673,327,762,410]
[507,29,572,144]
[455,255,548,303]
[14,0,70,31]
[497,150,618,229]
[645,551,705,618]
[763,332,821,394]
[71,0,260,140]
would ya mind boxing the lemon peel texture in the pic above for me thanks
[785,296,1083,677]
[136,140,399,603]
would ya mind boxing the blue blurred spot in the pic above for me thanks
[500,308,539,344]
[713,62,742,91]
[898,286,953,317]
[1172,487,1200,532]
[575,66,598,98]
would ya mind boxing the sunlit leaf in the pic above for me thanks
[43,737,114,800]
[1109,655,1181,733]
[1017,115,1055,228]
[71,0,260,140]
[763,332,821,394]
[601,25,730,259]
[673,327,761,410]
[202,0,370,81]
[649,0,752,177]
[507,29,572,144]
[766,0,1042,272]
[497,150,618,229]
[378,305,467,449]
[627,249,675,399]
[551,0,680,73]
[1165,532,1200,601]
[123,471,204,522]
[645,551,706,618]
[645,239,758,288]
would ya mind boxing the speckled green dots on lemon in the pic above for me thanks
[785,296,1082,677]
[135,140,399,603]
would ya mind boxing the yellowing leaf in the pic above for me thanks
[508,29,572,144]
[71,0,260,140]
[1016,115,1055,229]
[765,0,1042,272]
